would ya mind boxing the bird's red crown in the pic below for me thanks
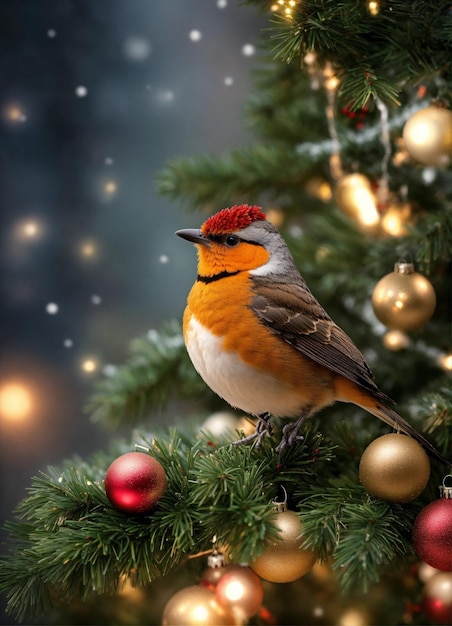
[201,205,266,236]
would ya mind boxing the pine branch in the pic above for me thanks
[155,143,327,212]
[1,416,445,622]
[267,0,451,108]
[417,386,452,453]
[86,322,210,430]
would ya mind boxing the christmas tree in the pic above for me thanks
[1,1,452,624]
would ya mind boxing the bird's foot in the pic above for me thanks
[275,412,309,452]
[232,413,273,448]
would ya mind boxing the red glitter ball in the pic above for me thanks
[105,452,167,514]
[202,205,266,236]
[412,498,452,571]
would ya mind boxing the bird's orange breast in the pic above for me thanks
[184,271,335,402]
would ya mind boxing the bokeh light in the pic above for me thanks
[0,382,33,422]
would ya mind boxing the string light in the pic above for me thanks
[0,382,33,422]
[78,239,99,260]
[5,104,27,123]
[367,0,380,16]
[438,353,452,372]
[380,202,412,237]
[14,218,45,241]
[383,330,410,351]
[81,358,99,374]
[102,180,118,198]
[272,0,297,17]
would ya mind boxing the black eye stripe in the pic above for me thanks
[207,234,262,247]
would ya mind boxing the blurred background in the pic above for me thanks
[0,0,266,592]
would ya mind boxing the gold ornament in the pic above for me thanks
[402,103,452,167]
[162,585,235,625]
[200,550,229,589]
[250,501,317,583]
[423,572,452,624]
[265,208,284,228]
[383,330,410,351]
[380,202,413,237]
[359,433,430,503]
[371,262,436,331]
[201,412,240,440]
[215,564,264,620]
[438,353,452,373]
[418,561,441,584]
[335,174,380,230]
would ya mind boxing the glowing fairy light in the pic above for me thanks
[5,104,27,123]
[15,218,44,241]
[22,221,39,238]
[123,36,151,61]
[438,353,452,372]
[0,382,33,422]
[81,358,98,374]
[273,0,296,17]
[78,239,99,259]
[46,302,59,315]
[242,44,255,57]
[189,30,202,42]
[103,180,118,198]
[368,0,380,15]
[75,85,88,98]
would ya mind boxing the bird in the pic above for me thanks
[176,204,449,465]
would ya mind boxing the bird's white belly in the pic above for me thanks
[185,315,304,416]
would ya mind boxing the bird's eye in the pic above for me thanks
[225,235,240,247]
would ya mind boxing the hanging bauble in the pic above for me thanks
[162,585,235,625]
[215,564,264,620]
[200,550,230,589]
[418,561,441,584]
[371,262,436,331]
[104,451,167,514]
[422,572,452,625]
[382,329,410,351]
[250,500,317,583]
[359,433,430,503]
[380,201,413,237]
[335,173,380,230]
[413,480,452,571]
[201,412,240,441]
[402,103,452,167]
[265,207,285,227]
[438,352,452,373]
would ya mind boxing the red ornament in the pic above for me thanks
[105,451,167,514]
[423,572,452,625]
[413,482,452,572]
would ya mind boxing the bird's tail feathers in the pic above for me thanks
[362,401,450,467]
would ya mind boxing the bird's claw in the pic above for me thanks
[232,413,273,448]
[275,422,305,452]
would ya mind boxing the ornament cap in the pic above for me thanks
[272,500,288,513]
[394,261,414,274]
[439,475,452,500]
[207,550,227,569]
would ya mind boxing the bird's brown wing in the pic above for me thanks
[250,279,391,402]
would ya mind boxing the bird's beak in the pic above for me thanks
[176,228,210,247]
